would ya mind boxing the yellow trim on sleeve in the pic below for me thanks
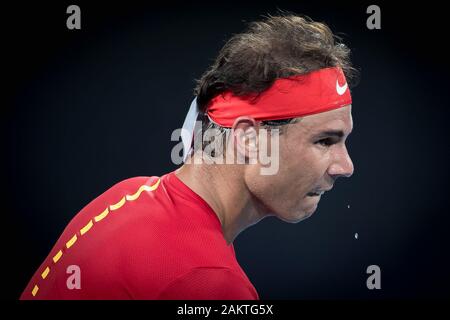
[126,179,161,201]
[126,186,144,201]
[94,208,109,222]
[80,220,93,236]
[148,178,161,191]
[109,197,126,211]
[41,266,50,280]
[32,285,39,296]
[66,234,78,249]
[52,250,63,263]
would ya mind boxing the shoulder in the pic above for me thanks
[68,176,160,225]
[43,175,162,269]
[103,176,159,198]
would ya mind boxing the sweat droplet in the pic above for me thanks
[354,233,358,239]
[347,204,350,209]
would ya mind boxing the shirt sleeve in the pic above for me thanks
[156,267,259,300]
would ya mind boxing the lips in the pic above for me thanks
[307,191,324,197]
[307,187,332,197]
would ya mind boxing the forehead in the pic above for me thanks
[294,105,353,135]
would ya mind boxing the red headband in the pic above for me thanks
[206,67,352,128]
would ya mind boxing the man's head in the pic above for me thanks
[241,106,353,222]
[189,13,357,222]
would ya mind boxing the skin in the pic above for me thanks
[176,105,354,245]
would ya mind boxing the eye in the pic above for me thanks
[315,138,337,147]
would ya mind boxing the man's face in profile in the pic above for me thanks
[245,105,354,222]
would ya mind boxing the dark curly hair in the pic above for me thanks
[194,12,358,115]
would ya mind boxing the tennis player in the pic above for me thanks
[21,13,355,300]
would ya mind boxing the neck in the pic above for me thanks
[175,159,267,245]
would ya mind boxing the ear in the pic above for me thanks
[231,116,259,162]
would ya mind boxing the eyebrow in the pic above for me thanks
[316,130,345,138]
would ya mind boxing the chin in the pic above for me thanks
[304,205,318,218]
[278,207,317,223]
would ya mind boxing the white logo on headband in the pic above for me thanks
[336,79,348,96]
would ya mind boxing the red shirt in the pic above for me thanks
[20,171,259,300]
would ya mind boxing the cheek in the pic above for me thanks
[245,142,329,210]
[281,143,329,188]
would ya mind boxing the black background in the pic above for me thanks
[2,1,449,300]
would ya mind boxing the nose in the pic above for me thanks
[327,145,354,179]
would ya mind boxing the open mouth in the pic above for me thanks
[307,191,324,197]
